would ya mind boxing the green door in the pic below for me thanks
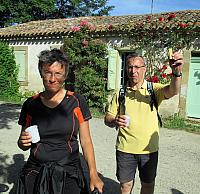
[186,57,200,118]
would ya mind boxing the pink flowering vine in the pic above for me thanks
[80,20,88,27]
[70,26,81,32]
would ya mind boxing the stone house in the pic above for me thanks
[0,10,200,119]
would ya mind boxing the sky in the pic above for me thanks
[107,0,200,16]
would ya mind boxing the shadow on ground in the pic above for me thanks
[81,153,120,194]
[0,153,9,193]
[100,176,120,194]
[0,153,25,193]
[171,188,184,194]
[0,152,120,194]
[0,103,21,130]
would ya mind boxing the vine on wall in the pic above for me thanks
[111,13,200,83]
[130,13,199,83]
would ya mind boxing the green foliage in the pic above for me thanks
[163,114,200,134]
[63,20,108,111]
[0,41,21,101]
[0,0,56,27]
[146,64,172,84]
[90,107,104,118]
[112,13,200,82]
[20,90,37,102]
[56,0,114,17]
[0,0,114,27]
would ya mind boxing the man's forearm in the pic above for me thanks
[170,75,182,94]
[104,114,116,128]
[164,75,182,99]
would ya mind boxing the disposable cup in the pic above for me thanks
[124,115,130,127]
[25,125,40,143]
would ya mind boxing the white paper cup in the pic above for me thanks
[124,115,130,127]
[25,125,40,143]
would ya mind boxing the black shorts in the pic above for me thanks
[116,150,158,183]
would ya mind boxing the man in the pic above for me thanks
[104,52,183,194]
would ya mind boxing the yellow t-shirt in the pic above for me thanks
[107,80,166,154]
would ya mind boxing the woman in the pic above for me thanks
[17,49,103,194]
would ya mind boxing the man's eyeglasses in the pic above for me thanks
[42,72,65,79]
[127,65,146,70]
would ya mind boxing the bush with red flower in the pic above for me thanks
[146,64,172,84]
[116,12,200,83]
[63,20,108,111]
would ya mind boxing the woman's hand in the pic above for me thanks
[90,172,104,193]
[79,121,104,193]
[18,129,32,151]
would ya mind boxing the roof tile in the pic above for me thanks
[0,10,199,39]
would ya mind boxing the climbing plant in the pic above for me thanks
[110,12,200,83]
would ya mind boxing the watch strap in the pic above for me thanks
[172,71,182,77]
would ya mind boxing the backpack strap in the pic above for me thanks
[115,86,126,130]
[118,86,126,115]
[147,81,163,127]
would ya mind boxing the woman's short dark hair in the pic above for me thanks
[38,49,69,76]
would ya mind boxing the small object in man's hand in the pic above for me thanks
[168,48,176,64]
[124,115,130,127]
[169,58,176,64]
[168,48,173,59]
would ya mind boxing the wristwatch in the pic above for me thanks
[172,71,182,77]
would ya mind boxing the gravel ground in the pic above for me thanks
[0,102,200,194]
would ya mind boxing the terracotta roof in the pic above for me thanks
[0,10,199,39]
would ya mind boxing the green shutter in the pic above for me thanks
[107,49,121,90]
[15,50,26,82]
[186,57,200,118]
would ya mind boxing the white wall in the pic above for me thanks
[9,38,63,92]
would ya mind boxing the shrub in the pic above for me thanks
[0,41,21,102]
[146,64,172,84]
[63,20,108,111]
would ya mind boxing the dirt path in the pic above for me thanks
[0,102,200,194]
